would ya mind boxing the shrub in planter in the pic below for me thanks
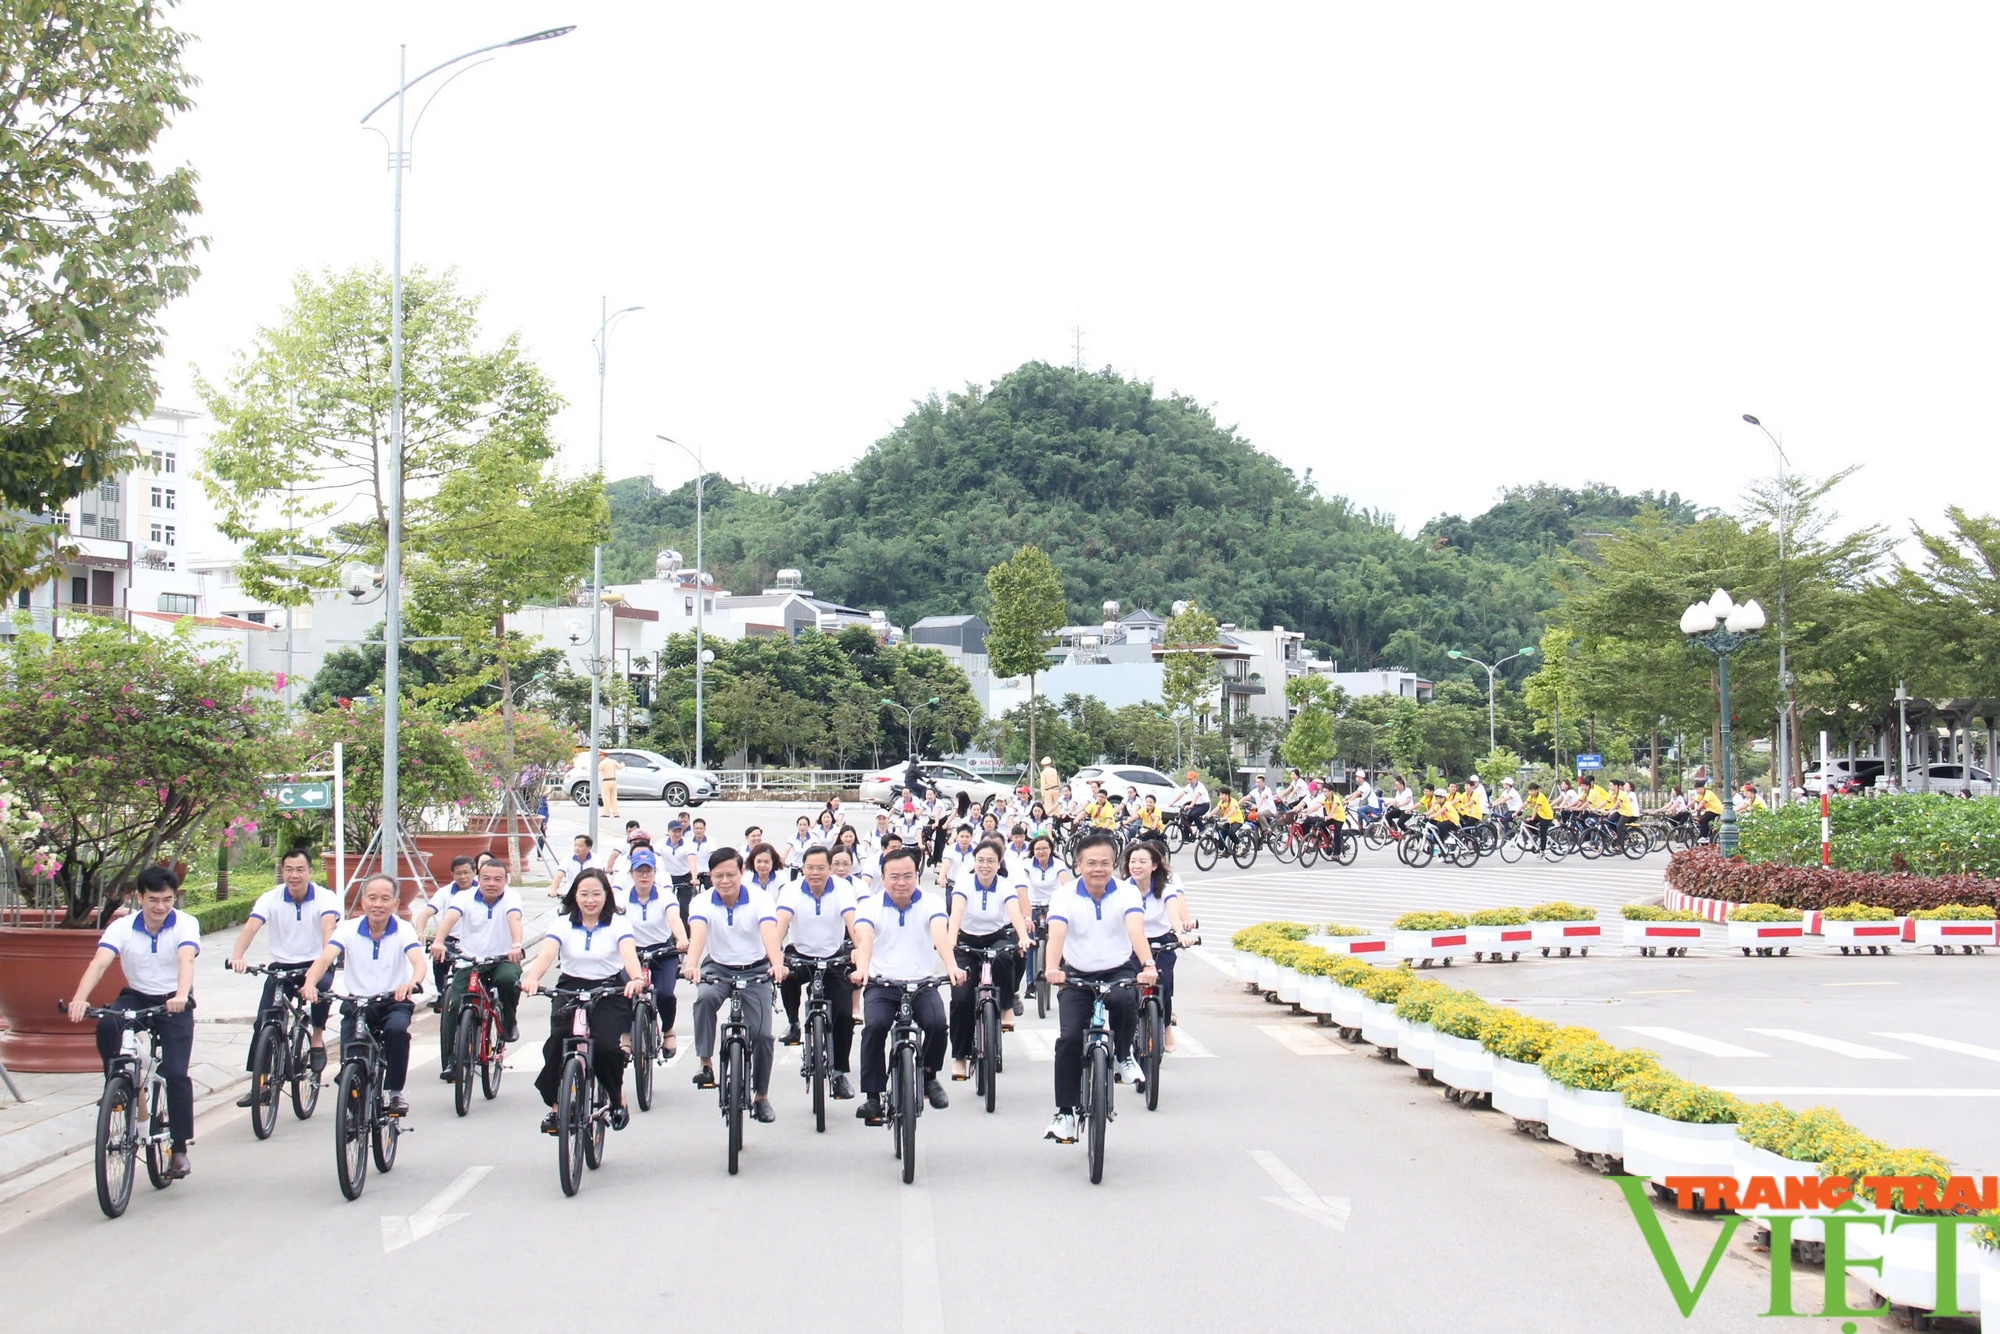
[1540,1035,1659,1092]
[1327,955,1374,988]
[1616,1071,1745,1125]
[1528,901,1596,922]
[1738,791,2000,879]
[1821,902,1897,922]
[1356,967,1418,1004]
[1391,977,1454,1024]
[1467,906,1528,926]
[1730,902,1804,922]
[1480,1013,1575,1064]
[1317,923,1370,936]
[1622,905,1703,921]
[1908,904,1998,920]
[1735,1101,1800,1154]
[1429,991,1495,1041]
[1392,910,1468,931]
[1817,1140,1950,1208]
[1263,921,1316,939]
[1772,1106,1868,1164]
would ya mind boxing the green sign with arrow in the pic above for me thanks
[265,782,333,810]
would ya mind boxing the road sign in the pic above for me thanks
[266,782,333,810]
[1575,754,1603,771]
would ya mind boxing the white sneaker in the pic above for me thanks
[1043,1110,1078,1143]
[1117,1056,1146,1086]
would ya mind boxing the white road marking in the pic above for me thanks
[1169,1029,1216,1058]
[380,1165,492,1253]
[1719,1087,2000,1098]
[1257,1025,1342,1056]
[900,1184,947,1334]
[1187,947,1234,973]
[1747,1029,1907,1060]
[1011,1031,1055,1061]
[1621,1026,1767,1058]
[1876,1033,2000,1062]
[1248,1149,1351,1230]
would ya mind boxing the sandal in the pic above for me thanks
[950,1062,969,1082]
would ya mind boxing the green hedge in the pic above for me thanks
[1739,794,2000,878]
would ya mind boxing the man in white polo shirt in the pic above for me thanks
[681,847,786,1124]
[301,875,425,1116]
[66,865,202,1179]
[775,844,859,1099]
[226,846,340,1103]
[1042,831,1158,1146]
[849,845,962,1126]
[427,857,525,1077]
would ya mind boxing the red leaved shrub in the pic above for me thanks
[1666,848,2000,913]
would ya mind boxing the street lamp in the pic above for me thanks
[657,435,706,767]
[358,24,573,884]
[1681,588,1766,855]
[579,299,644,846]
[881,696,939,759]
[1742,414,1793,798]
[1156,710,1187,773]
[1893,680,1911,790]
[1446,647,1536,754]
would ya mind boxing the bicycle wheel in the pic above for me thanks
[982,999,1000,1114]
[557,1058,586,1196]
[1405,834,1436,868]
[634,1005,658,1113]
[1297,833,1320,869]
[898,1044,919,1184]
[1499,831,1526,863]
[144,1091,172,1191]
[95,1074,137,1219]
[290,1023,320,1120]
[1450,838,1482,869]
[1231,832,1259,869]
[453,1010,479,1117]
[725,1039,746,1177]
[1086,1046,1110,1184]
[1362,821,1390,851]
[583,1075,606,1170]
[1035,968,1050,1020]
[371,1087,399,1174]
[808,1012,828,1133]
[1333,834,1359,866]
[1140,1000,1163,1112]
[335,1063,369,1200]
[1192,832,1218,873]
[1163,822,1184,854]
[1269,823,1297,862]
[249,1022,283,1140]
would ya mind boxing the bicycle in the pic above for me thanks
[61,1000,175,1218]
[1135,934,1197,1112]
[1026,906,1051,1019]
[702,966,767,1176]
[787,948,851,1133]
[332,988,420,1202]
[878,977,946,1184]
[632,943,680,1114]
[442,945,509,1118]
[542,983,623,1196]
[1067,977,1135,1184]
[241,963,321,1138]
[1398,821,1481,868]
[956,943,1016,1114]
[1294,819,1357,869]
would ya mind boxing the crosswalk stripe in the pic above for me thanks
[1169,1028,1216,1058]
[1012,1031,1055,1061]
[1747,1028,1908,1060]
[1875,1033,2000,1062]
[1622,1026,1768,1058]
[1257,1024,1346,1056]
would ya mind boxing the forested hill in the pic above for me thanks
[605,362,1700,680]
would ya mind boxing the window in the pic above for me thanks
[157,592,198,615]
[243,610,266,624]
[99,517,119,540]
[150,450,163,473]
[164,451,176,473]
[79,511,98,532]
[164,489,176,511]
[99,480,120,502]
[150,522,163,543]
[148,449,177,473]
[162,525,176,547]
[150,486,163,508]
[684,597,694,616]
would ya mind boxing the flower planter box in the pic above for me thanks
[1396,1019,1436,1073]
[0,926,129,1072]
[1621,920,1709,957]
[1530,920,1603,957]
[1729,1142,1891,1244]
[1980,1253,2000,1318]
[1815,917,1906,955]
[1274,966,1303,1006]
[1909,919,1998,953]
[1256,958,1281,994]
[1299,975,1337,1016]
[1391,929,1477,967]
[1545,1083,1623,1157]
[1306,934,1391,958]
[1230,951,1264,983]
[1492,1055,1550,1123]
[1727,920,1806,956]
[1359,997,1400,1050]
[1432,1031,1493,1093]
[1620,1109,1739,1187]
[1866,1217,1985,1314]
[1468,924,1534,962]
[1328,984,1365,1032]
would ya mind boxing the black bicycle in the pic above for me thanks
[442,945,510,1118]
[957,943,1016,1114]
[1026,907,1052,1019]
[703,967,768,1175]
[62,1000,174,1218]
[332,988,419,1202]
[632,944,680,1113]
[878,977,946,1184]
[1136,936,1197,1111]
[543,983,623,1196]
[242,963,321,1138]
[787,948,851,1134]
[1068,977,1135,1185]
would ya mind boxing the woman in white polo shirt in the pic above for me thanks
[1123,841,1194,1053]
[946,838,1032,1080]
[521,868,645,1134]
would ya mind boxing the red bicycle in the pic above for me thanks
[444,944,509,1117]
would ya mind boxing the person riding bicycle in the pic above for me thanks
[522,868,645,1134]
[1497,777,1524,827]
[1041,832,1159,1146]
[1695,781,1723,841]
[851,846,962,1126]
[1524,783,1555,851]
[937,823,978,887]
[1212,788,1246,851]
[427,857,525,1081]
[1613,781,1641,840]
[682,847,787,1125]
[1313,786,1349,858]
[1424,786,1462,842]
[623,849,690,1062]
[1277,768,1309,811]
[412,855,476,1004]
[227,846,338,1103]
[1387,776,1416,832]
[946,838,1032,1082]
[299,874,424,1121]
[1168,770,1211,839]
[1123,841,1193,1053]
[775,846,860,1102]
[67,864,201,1180]
[1349,771,1379,821]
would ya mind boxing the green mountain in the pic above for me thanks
[605,362,1696,681]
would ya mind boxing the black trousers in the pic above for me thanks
[1527,815,1552,850]
[1178,802,1210,836]
[672,875,695,928]
[97,990,195,1146]
[1147,935,1180,1026]
[949,932,1019,1058]
[339,997,413,1092]
[779,954,856,1072]
[1054,961,1138,1109]
[245,969,331,1070]
[535,973,634,1107]
[858,983,946,1096]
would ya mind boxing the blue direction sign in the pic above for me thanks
[1575,754,1604,771]
[265,782,333,810]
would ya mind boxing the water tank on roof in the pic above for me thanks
[1171,600,1189,617]
[656,550,683,578]
[1102,600,1119,620]
[774,568,803,588]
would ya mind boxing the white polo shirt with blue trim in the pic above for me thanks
[443,886,522,959]
[248,884,339,964]
[97,909,202,995]
[623,885,678,950]
[1049,880,1142,972]
[690,884,778,967]
[330,915,421,997]
[858,889,946,981]
[776,878,857,958]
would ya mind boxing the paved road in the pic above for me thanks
[5,942,1784,1332]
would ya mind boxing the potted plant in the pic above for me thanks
[1271,942,1307,1007]
[1908,904,1998,954]
[1816,901,1904,955]
[1731,1105,1889,1247]
[1467,906,1531,962]
[0,621,277,1070]
[1615,1071,1744,1198]
[1528,901,1602,956]
[1621,904,1708,957]
[1356,967,1417,1051]
[1391,910,1474,967]
[1325,954,1373,1034]
[1727,902,1806,956]
[1294,947,1339,1018]
[1484,1012,1589,1127]
[448,708,571,873]
[1818,1140,1970,1311]
[1540,1033,1657,1162]
[1390,977,1451,1077]
[1307,921,1389,958]
[1429,989,1497,1099]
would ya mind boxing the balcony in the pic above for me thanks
[64,534,133,569]
[1222,678,1265,696]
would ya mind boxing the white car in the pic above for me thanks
[1802,759,1888,794]
[858,761,1016,808]
[1068,764,1182,809]
[1913,763,1996,797]
[562,749,720,806]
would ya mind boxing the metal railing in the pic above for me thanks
[713,769,871,795]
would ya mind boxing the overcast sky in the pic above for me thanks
[152,1,1997,549]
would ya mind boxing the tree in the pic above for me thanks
[0,0,203,596]
[1159,603,1221,770]
[1522,627,1582,770]
[985,544,1068,770]
[1279,674,1336,774]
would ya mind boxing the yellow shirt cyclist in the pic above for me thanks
[1215,792,1245,825]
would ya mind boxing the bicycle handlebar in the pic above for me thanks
[698,965,771,988]
[864,976,948,992]
[58,1000,167,1022]
[334,985,424,1012]
[541,983,626,1004]
[1062,977,1138,994]
[239,962,311,977]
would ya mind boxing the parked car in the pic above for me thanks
[562,750,720,806]
[1068,764,1183,809]
[858,761,1015,808]
[1913,763,1997,797]
[1802,758,1888,794]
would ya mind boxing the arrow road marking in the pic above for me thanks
[1248,1150,1351,1231]
[381,1165,492,1253]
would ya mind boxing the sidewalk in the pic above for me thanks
[0,879,565,1198]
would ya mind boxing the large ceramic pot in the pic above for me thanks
[1274,966,1302,1006]
[1396,1018,1436,1073]
[1359,997,1400,1049]
[410,833,497,883]
[0,926,128,1071]
[1328,983,1365,1030]
[1298,975,1336,1016]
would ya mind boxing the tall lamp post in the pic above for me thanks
[1742,414,1792,798]
[1446,647,1536,753]
[584,298,643,847]
[657,436,707,765]
[360,25,573,882]
[1681,588,1766,855]
[882,696,939,759]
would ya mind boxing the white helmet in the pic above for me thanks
[1502,777,1515,787]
